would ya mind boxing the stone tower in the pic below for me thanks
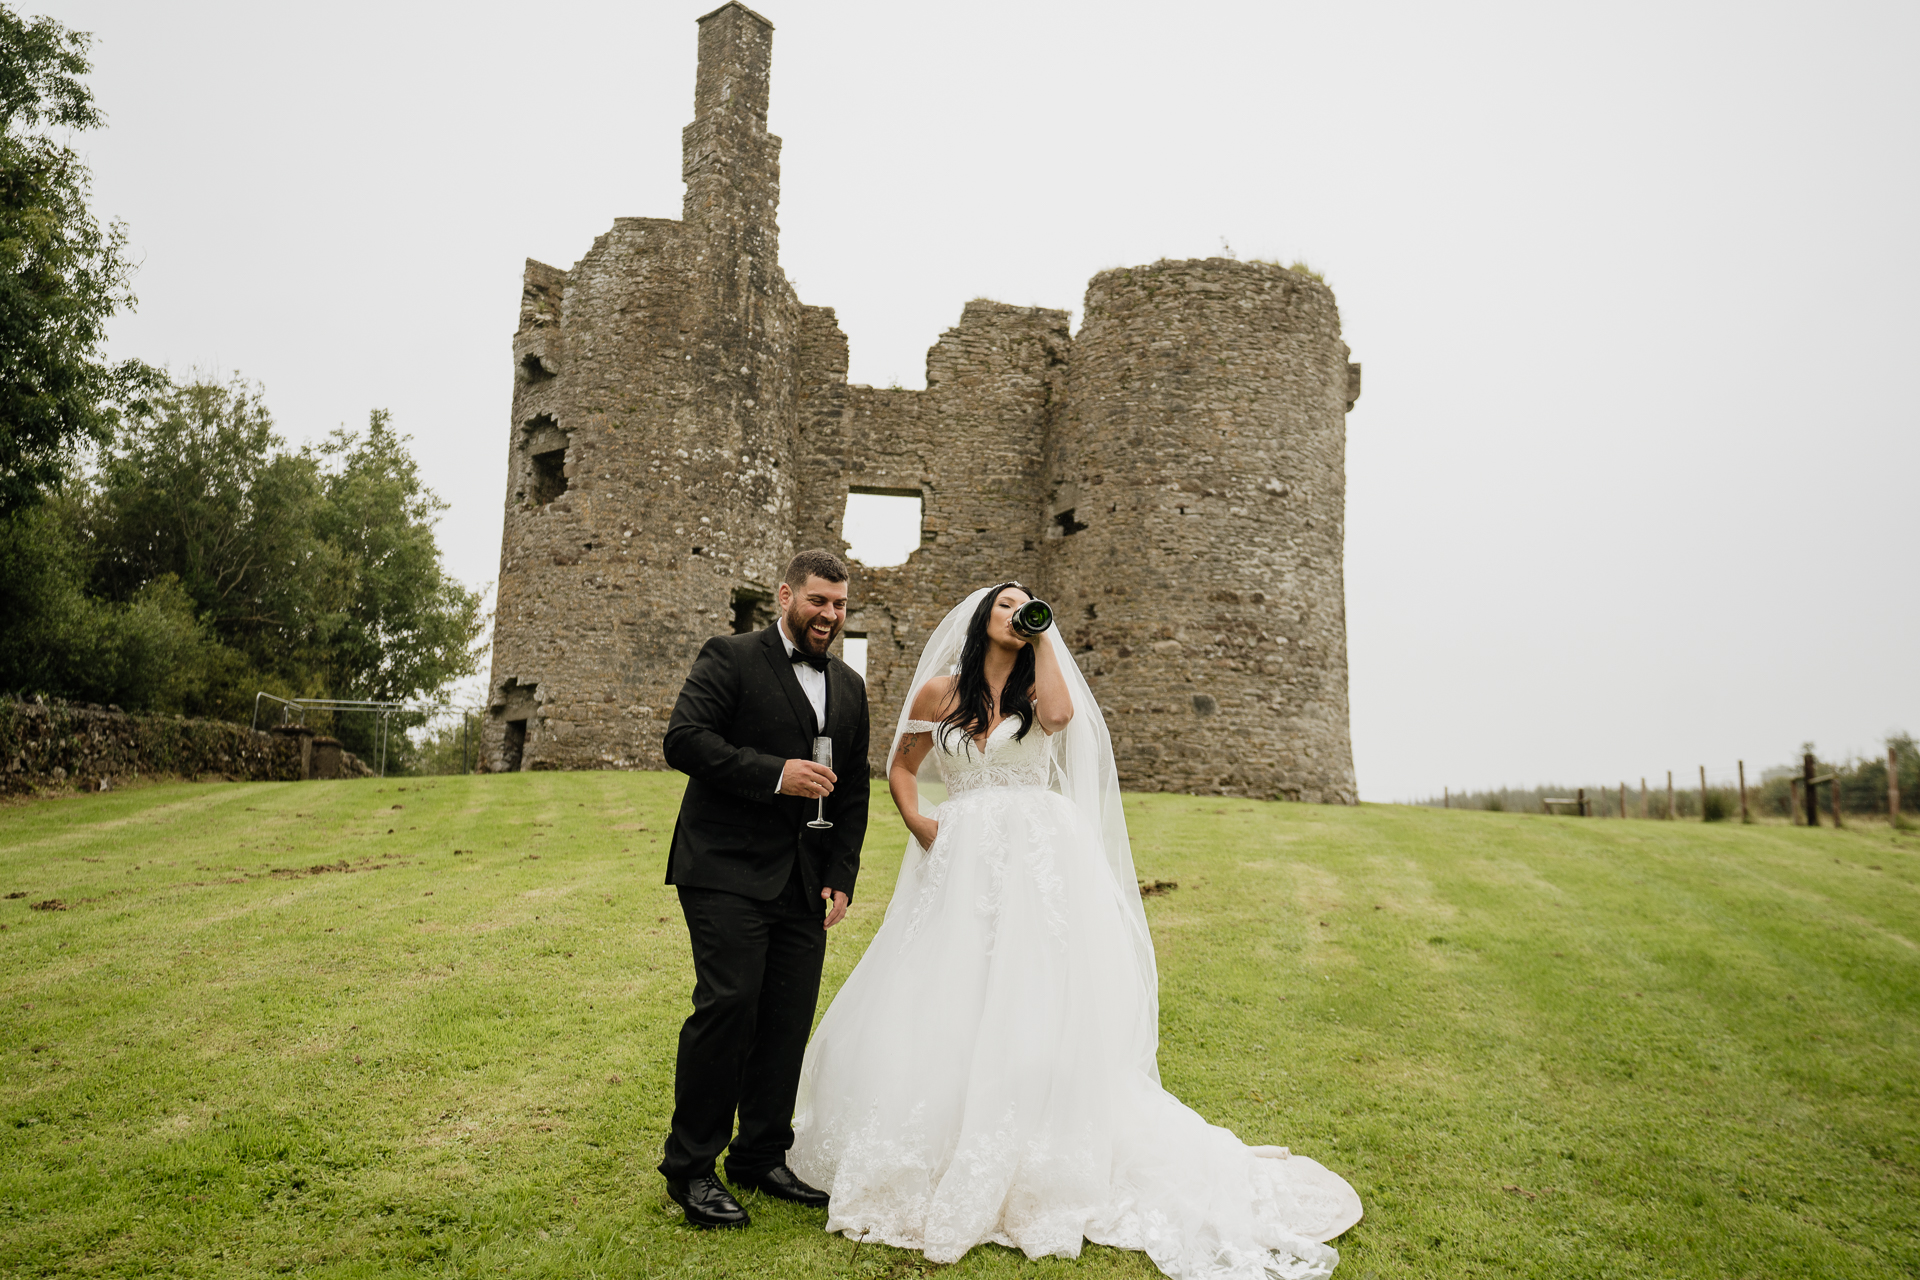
[484,4,1360,803]
[1042,261,1360,801]
[486,3,801,772]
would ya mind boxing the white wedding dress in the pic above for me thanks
[789,591,1362,1280]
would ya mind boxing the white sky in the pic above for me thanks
[842,492,920,569]
[40,0,1919,801]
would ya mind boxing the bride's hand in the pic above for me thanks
[910,816,940,850]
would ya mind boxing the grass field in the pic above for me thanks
[2,775,1916,1280]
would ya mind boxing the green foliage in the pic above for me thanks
[2,780,1916,1277]
[0,6,98,132]
[0,6,159,514]
[1433,741,1920,828]
[2,373,484,743]
[1428,756,1920,823]
[1250,257,1327,282]
[1750,739,1919,821]
[307,409,485,710]
[0,498,227,711]
[1835,733,1919,817]
[83,376,324,669]
[399,708,484,776]
[1432,784,1630,815]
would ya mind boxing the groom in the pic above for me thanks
[658,549,869,1229]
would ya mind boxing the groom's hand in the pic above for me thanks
[779,759,837,798]
[821,888,849,929]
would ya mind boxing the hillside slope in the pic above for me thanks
[2,777,1914,1278]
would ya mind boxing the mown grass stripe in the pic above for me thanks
[1,776,1915,1278]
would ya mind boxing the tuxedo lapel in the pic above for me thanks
[827,662,858,742]
[758,624,820,739]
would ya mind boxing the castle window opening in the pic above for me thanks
[530,449,568,505]
[842,488,923,567]
[842,632,868,685]
[480,8,1356,800]
[731,587,774,635]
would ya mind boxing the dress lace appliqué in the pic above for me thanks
[793,712,1361,1280]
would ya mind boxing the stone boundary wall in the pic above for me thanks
[0,701,371,796]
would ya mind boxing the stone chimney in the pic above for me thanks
[683,2,780,248]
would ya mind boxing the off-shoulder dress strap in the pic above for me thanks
[901,719,940,732]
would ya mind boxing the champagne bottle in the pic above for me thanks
[1011,598,1053,637]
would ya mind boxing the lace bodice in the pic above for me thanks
[903,717,1051,795]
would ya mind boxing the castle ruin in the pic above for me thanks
[484,3,1360,803]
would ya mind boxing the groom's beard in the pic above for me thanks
[785,604,840,658]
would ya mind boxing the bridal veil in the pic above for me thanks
[882,583,1161,1083]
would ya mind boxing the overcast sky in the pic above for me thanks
[41,0,1919,801]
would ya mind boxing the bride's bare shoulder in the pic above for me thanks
[910,677,957,720]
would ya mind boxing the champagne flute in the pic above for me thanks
[808,735,834,829]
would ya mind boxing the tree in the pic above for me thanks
[311,409,485,708]
[0,6,157,514]
[77,375,485,743]
[0,493,227,712]
[83,375,332,690]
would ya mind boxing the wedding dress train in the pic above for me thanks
[789,678,1362,1279]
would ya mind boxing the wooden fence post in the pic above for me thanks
[1803,753,1819,827]
[1444,786,1450,809]
[1577,786,1588,817]
[1640,777,1648,820]
[1831,773,1844,828]
[1891,747,1901,822]
[1738,760,1749,824]
[1667,770,1675,820]
[1699,765,1708,821]
[1619,782,1627,819]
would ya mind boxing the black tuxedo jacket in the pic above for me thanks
[662,623,869,903]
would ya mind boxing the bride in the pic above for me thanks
[788,583,1362,1280]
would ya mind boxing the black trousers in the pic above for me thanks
[659,863,826,1182]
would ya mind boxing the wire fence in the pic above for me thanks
[1419,738,1917,824]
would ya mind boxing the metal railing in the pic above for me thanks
[251,694,483,777]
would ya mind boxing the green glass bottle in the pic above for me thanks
[1011,598,1053,637]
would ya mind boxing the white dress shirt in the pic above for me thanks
[776,618,828,734]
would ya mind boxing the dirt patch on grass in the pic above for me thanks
[268,859,397,880]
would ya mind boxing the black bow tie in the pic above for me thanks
[790,648,829,673]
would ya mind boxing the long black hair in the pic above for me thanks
[937,583,1038,752]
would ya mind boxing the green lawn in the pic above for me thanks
[1,776,1915,1279]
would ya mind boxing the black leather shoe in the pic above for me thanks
[730,1163,829,1208]
[665,1174,750,1228]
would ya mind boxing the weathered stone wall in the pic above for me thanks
[1041,259,1359,802]
[485,1,801,774]
[482,3,1361,802]
[794,301,1067,775]
[0,701,371,796]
